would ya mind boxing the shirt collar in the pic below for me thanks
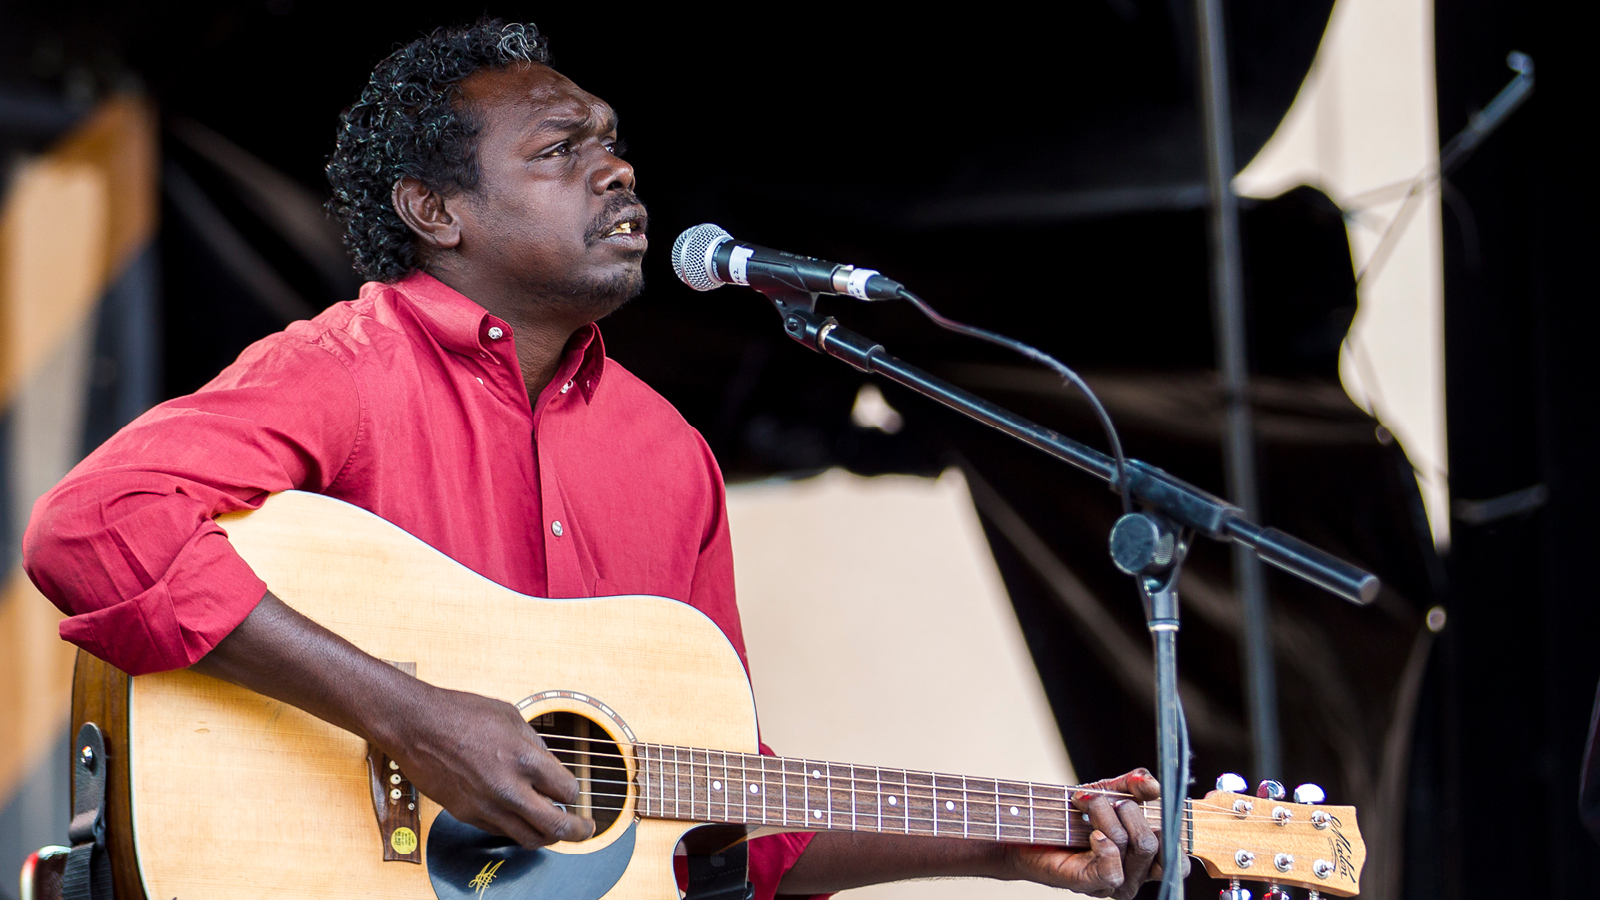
[544,324,607,406]
[385,270,608,403]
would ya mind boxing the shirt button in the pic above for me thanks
[560,380,573,394]
[487,326,504,340]
[551,520,564,537]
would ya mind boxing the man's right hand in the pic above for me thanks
[383,684,595,847]
[192,590,594,849]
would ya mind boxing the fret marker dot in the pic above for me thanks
[946,800,956,811]
[812,770,821,779]
[713,781,722,791]
[750,785,759,794]
[813,810,822,819]
[888,796,898,806]
[1010,806,1020,816]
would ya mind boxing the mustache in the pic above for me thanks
[584,192,648,247]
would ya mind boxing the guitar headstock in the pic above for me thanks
[1189,777,1365,897]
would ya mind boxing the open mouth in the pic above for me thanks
[600,209,648,242]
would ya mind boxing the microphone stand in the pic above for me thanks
[756,290,1378,898]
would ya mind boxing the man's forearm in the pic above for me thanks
[776,832,1013,895]
[189,590,593,848]
[190,590,419,746]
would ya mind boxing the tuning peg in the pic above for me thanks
[1219,880,1251,900]
[1293,783,1326,804]
[1216,773,1248,793]
[1256,779,1286,800]
[1263,885,1292,900]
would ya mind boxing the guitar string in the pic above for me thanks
[538,749,1322,847]
[540,742,1273,821]
[539,736,1159,802]
[542,738,1314,828]
[534,786,1329,858]
[541,747,1287,829]
[533,756,1332,856]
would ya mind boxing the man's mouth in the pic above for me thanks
[593,204,648,247]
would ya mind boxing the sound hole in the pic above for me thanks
[531,711,629,839]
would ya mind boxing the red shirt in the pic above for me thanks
[24,271,815,898]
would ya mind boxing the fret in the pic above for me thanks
[953,771,966,832]
[686,746,698,820]
[830,762,851,829]
[781,756,804,828]
[873,766,884,833]
[836,763,854,828]
[963,776,999,839]
[720,746,732,826]
[638,744,650,818]
[997,779,1034,842]
[650,744,661,818]
[802,759,824,828]
[847,763,858,831]
[645,744,655,818]
[1028,780,1035,842]
[739,746,752,826]
[1035,783,1070,844]
[985,778,998,839]
[711,749,726,824]
[672,745,684,820]
[758,753,775,826]
[932,773,966,835]
[879,767,909,834]
[851,764,877,830]
[903,770,936,835]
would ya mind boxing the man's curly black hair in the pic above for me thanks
[326,19,551,281]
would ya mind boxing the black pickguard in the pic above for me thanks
[426,812,636,900]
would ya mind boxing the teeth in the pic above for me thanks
[608,222,635,236]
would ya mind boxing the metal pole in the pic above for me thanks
[1193,0,1281,781]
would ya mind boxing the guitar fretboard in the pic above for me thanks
[634,743,1165,846]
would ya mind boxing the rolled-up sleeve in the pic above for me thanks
[23,332,361,675]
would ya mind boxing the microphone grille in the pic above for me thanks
[671,223,733,291]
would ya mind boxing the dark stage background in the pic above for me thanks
[1,2,1594,897]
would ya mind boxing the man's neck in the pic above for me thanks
[425,266,592,401]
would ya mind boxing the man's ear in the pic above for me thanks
[392,177,463,252]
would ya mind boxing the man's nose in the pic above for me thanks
[591,149,635,194]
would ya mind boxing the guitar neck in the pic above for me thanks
[635,743,1170,846]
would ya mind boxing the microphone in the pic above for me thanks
[671,224,905,301]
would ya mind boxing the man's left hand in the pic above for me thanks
[1004,768,1173,899]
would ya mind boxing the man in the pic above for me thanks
[25,20,1163,899]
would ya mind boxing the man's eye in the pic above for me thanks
[604,138,628,157]
[540,142,571,158]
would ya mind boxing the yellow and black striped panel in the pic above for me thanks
[0,96,157,881]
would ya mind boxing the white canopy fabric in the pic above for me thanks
[1234,0,1449,545]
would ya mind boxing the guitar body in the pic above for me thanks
[72,491,1369,899]
[73,490,760,900]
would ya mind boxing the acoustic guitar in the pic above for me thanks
[71,490,1364,899]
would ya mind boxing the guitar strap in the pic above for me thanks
[684,840,753,900]
[62,723,112,900]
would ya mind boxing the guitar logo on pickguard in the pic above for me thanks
[469,860,503,897]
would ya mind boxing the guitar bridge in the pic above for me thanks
[366,661,422,863]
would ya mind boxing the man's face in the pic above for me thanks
[450,62,646,319]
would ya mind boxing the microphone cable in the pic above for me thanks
[892,287,1132,517]
[891,287,1189,898]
